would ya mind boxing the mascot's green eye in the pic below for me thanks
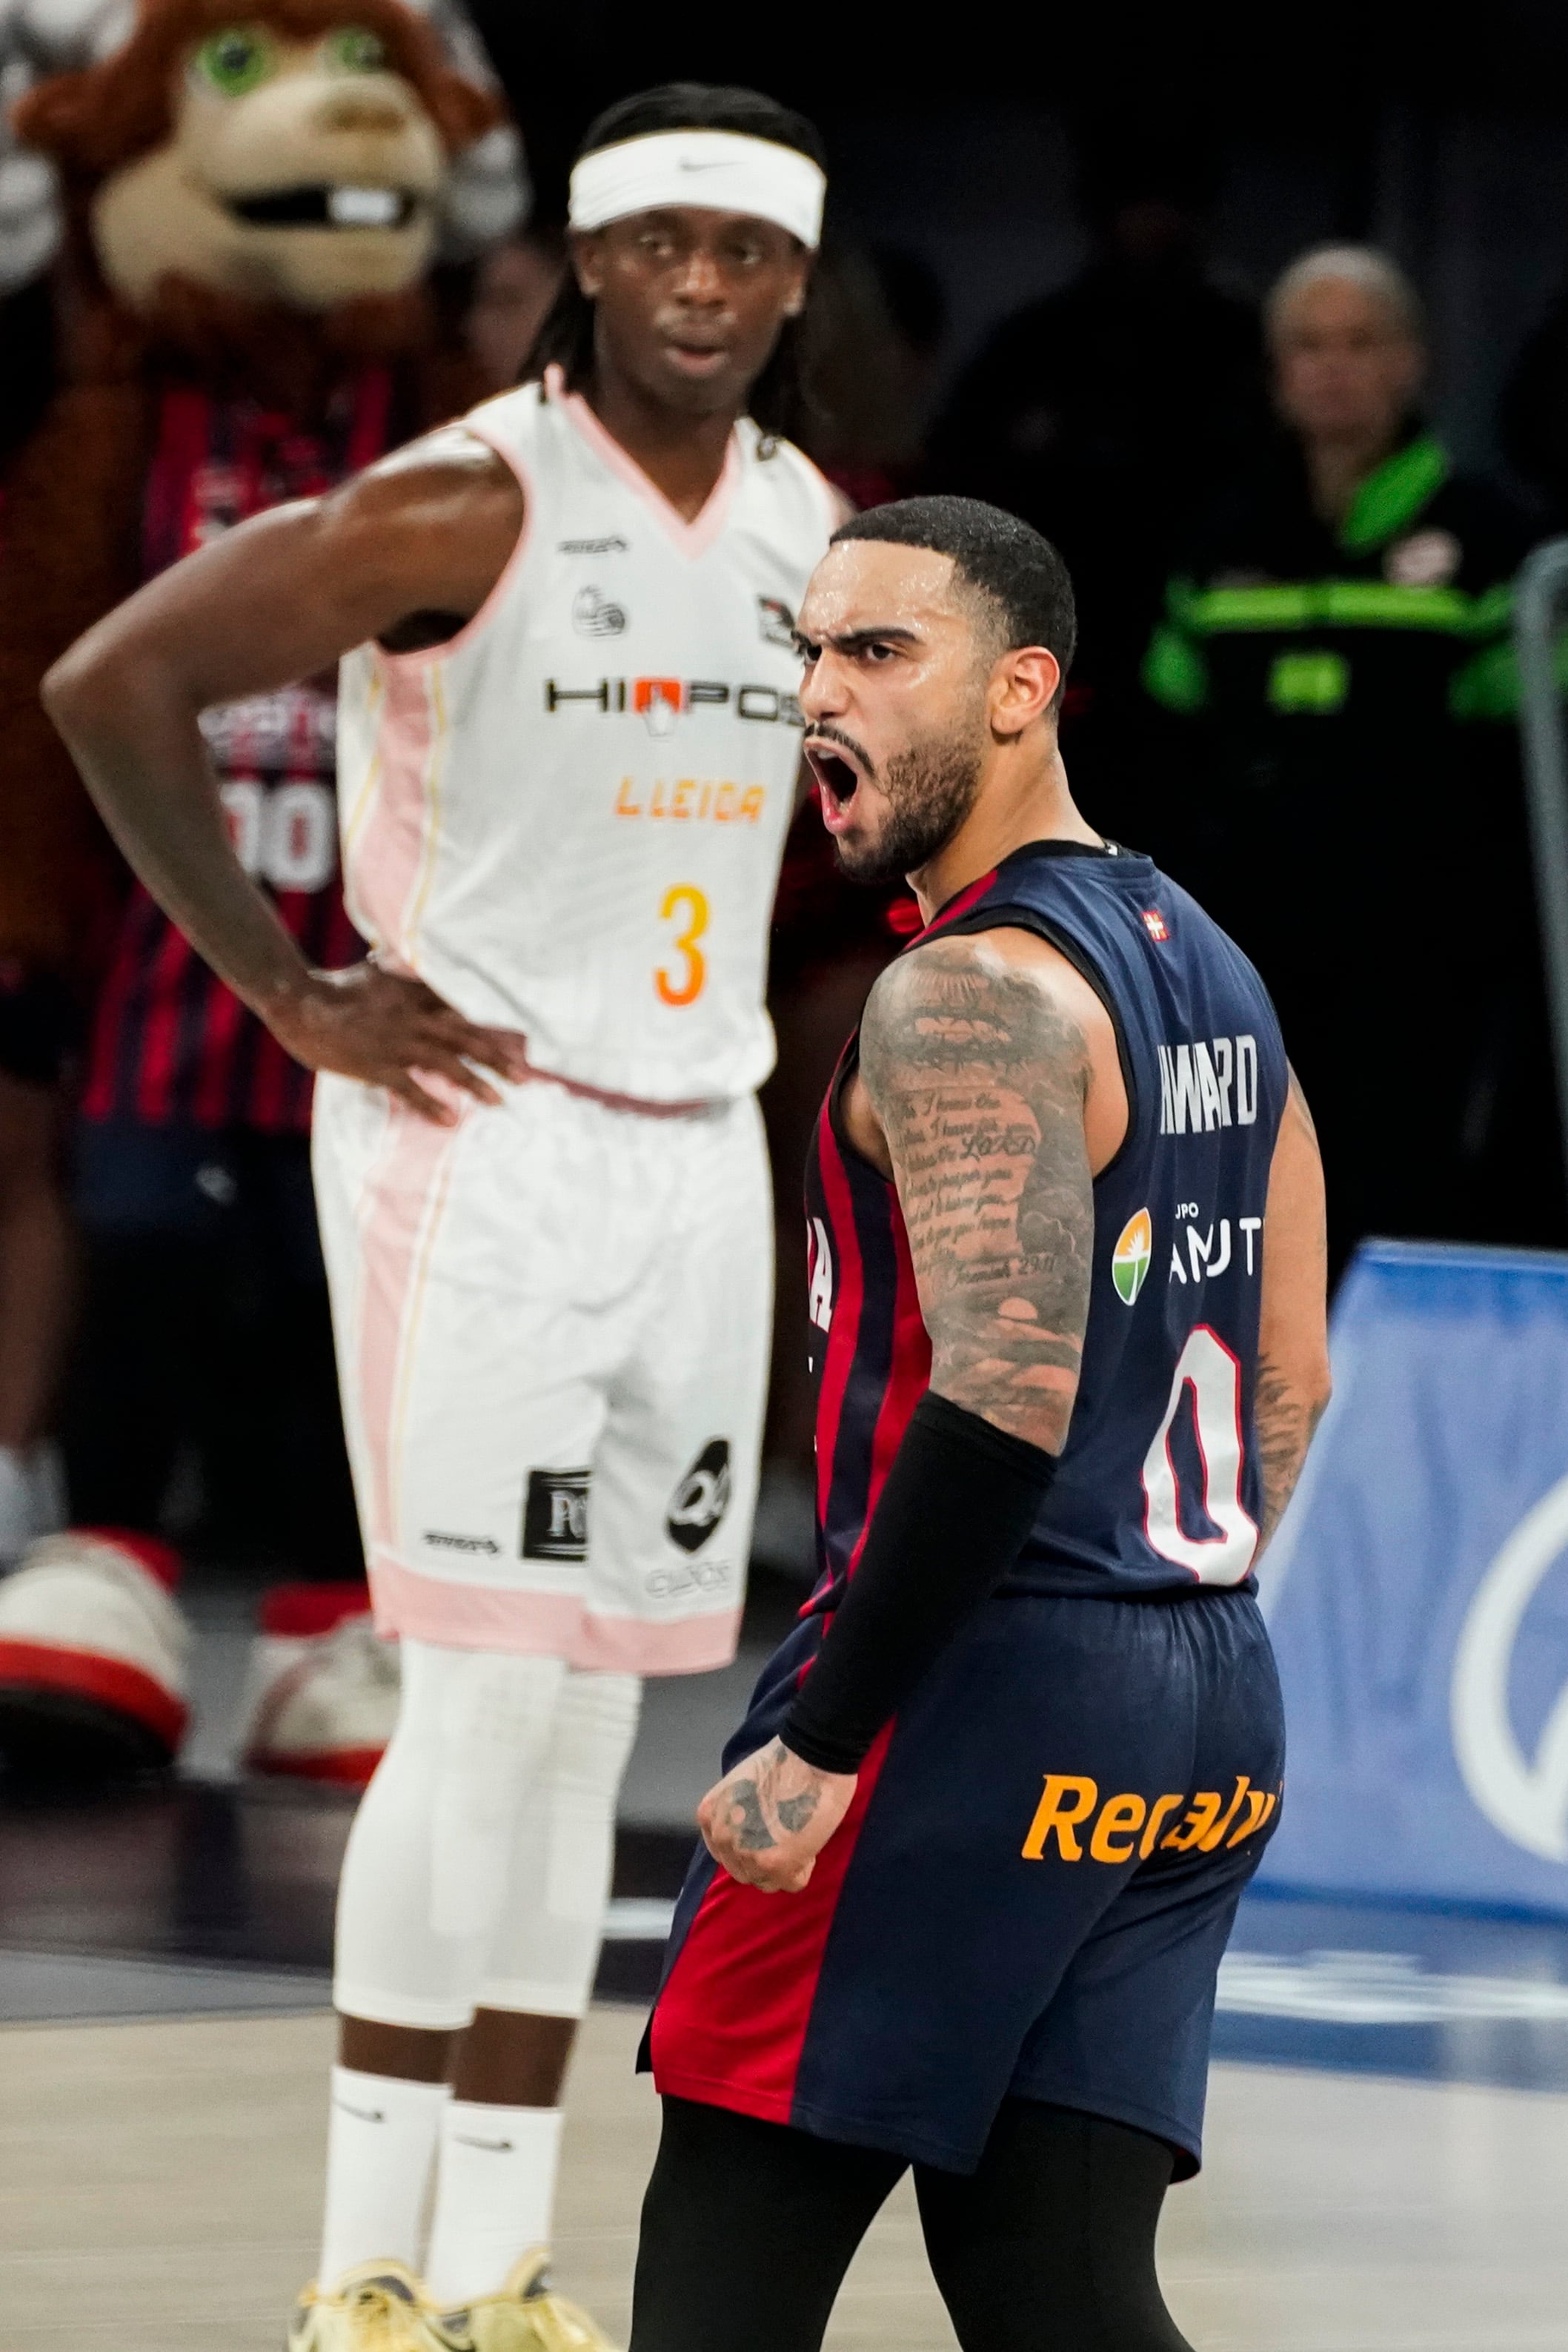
[326,27,388,73]
[193,27,278,96]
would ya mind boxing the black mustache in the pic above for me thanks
[807,725,875,780]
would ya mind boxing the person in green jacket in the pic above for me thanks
[1145,244,1558,1271]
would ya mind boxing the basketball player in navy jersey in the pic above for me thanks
[629,497,1331,2352]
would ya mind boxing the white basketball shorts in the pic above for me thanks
[312,1071,772,1673]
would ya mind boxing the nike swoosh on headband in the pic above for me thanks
[568,129,825,249]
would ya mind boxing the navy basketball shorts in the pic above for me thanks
[647,1586,1283,2179]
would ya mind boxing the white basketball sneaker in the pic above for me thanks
[0,1528,190,1777]
[435,2251,619,2351]
[290,2261,449,2352]
[241,1583,400,1786]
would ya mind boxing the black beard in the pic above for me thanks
[834,717,986,888]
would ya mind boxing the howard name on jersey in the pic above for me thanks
[336,368,840,1104]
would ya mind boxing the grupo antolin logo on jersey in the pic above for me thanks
[545,677,805,741]
[1112,1209,1152,1305]
[1452,1472,1568,1861]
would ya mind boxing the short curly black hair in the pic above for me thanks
[832,496,1078,707]
[522,82,825,438]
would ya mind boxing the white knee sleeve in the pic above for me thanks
[476,1668,642,2019]
[333,1640,568,2030]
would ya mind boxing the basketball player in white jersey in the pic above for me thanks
[44,81,839,2351]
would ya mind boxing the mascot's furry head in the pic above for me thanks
[15,0,502,314]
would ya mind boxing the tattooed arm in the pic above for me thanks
[697,930,1114,1895]
[1255,1070,1332,1549]
[859,929,1099,1448]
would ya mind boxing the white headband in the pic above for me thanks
[568,129,825,251]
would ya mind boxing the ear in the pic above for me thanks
[989,645,1062,740]
[780,248,812,319]
[568,228,606,299]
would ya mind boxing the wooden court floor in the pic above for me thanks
[5,2002,1568,2351]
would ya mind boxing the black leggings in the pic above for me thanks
[630,2094,1195,2352]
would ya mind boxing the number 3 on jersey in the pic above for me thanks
[657,884,709,1007]
[1141,1325,1258,1583]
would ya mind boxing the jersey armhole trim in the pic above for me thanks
[825,1035,890,1185]
[373,421,535,674]
[940,904,1140,1184]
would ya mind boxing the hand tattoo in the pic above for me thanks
[724,1778,777,1852]
[719,1740,823,1851]
[776,1786,820,1833]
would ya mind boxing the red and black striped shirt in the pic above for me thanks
[82,375,395,1133]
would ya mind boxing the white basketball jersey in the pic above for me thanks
[336,368,838,1102]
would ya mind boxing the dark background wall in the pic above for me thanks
[470,0,1568,469]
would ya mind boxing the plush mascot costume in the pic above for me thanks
[0,0,517,1782]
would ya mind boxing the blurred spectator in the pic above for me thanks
[1498,285,1568,525]
[926,144,1266,829]
[801,239,946,507]
[867,242,947,423]
[0,260,113,1566]
[1145,245,1556,1271]
[0,980,75,1561]
[463,227,565,389]
[0,275,56,475]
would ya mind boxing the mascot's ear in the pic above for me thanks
[12,63,166,179]
[419,62,504,154]
[13,1,505,177]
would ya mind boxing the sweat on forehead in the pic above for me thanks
[804,540,982,632]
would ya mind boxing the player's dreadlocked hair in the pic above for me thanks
[522,82,826,438]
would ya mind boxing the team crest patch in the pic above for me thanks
[573,584,627,637]
[666,1440,732,1554]
[522,1468,590,1560]
[757,594,796,650]
[1112,1210,1153,1305]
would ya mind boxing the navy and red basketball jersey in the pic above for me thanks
[82,378,392,1134]
[805,838,1289,1601]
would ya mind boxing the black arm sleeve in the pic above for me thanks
[780,1390,1056,1775]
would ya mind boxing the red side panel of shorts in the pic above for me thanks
[648,1724,894,2127]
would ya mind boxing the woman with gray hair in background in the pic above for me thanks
[1143,242,1557,1274]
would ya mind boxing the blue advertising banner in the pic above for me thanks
[1256,1239,1568,1917]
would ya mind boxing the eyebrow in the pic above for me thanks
[792,624,923,657]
